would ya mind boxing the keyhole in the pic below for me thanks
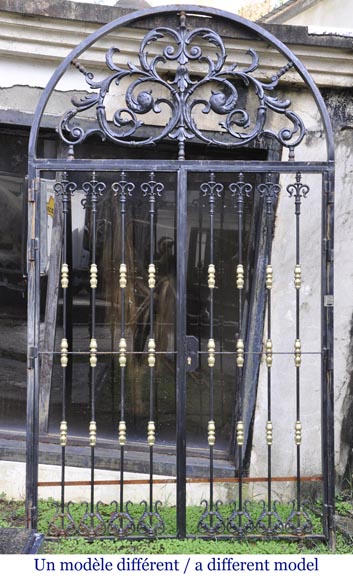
[187,356,192,366]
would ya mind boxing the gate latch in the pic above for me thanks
[185,335,199,372]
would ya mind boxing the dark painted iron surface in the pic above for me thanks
[26,6,335,545]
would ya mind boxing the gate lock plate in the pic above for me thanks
[185,335,199,372]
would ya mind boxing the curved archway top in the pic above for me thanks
[29,4,334,162]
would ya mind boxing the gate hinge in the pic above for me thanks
[29,238,39,262]
[26,502,38,529]
[28,346,38,370]
[323,347,334,372]
[324,295,334,307]
[323,173,334,203]
[323,239,334,262]
[28,177,40,203]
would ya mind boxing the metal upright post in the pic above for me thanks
[176,168,187,538]
[322,169,335,549]
[26,169,40,530]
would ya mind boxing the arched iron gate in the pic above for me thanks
[26,6,334,544]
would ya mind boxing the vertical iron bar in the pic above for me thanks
[90,174,97,521]
[148,172,156,521]
[267,288,272,527]
[238,174,244,528]
[110,207,116,431]
[237,194,243,530]
[82,171,106,532]
[119,172,127,516]
[295,192,301,516]
[197,194,203,417]
[229,173,252,536]
[219,191,225,425]
[286,173,310,535]
[113,171,134,535]
[209,175,215,523]
[176,168,187,538]
[135,172,164,537]
[322,170,335,548]
[258,172,279,532]
[66,199,73,410]
[201,172,223,534]
[26,169,40,530]
[61,174,69,529]
[290,172,308,520]
[235,173,246,529]
[120,183,125,515]
[266,175,274,530]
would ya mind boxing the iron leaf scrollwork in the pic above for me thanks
[137,499,165,538]
[285,500,314,535]
[59,14,305,155]
[47,501,77,537]
[201,172,224,213]
[107,500,135,538]
[255,499,284,536]
[230,173,253,211]
[112,171,135,205]
[81,172,106,209]
[54,174,77,207]
[226,499,254,537]
[257,173,281,215]
[141,172,165,205]
[287,171,310,215]
[77,500,106,537]
[198,499,225,536]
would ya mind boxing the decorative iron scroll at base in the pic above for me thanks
[44,497,317,539]
[47,502,77,537]
[255,500,284,536]
[107,500,135,538]
[285,501,314,535]
[226,500,254,537]
[198,499,225,536]
[137,500,165,538]
[78,501,106,537]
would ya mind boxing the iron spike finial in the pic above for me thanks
[179,10,187,28]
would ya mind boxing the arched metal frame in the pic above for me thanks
[26,5,335,544]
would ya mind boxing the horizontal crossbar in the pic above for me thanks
[38,475,323,487]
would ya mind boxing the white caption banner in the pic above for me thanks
[1,554,353,579]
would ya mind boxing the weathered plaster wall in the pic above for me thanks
[250,87,353,495]
[323,89,353,484]
[284,0,353,28]
[0,460,234,505]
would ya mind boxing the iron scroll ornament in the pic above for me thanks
[59,13,305,157]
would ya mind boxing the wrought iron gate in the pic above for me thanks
[26,6,335,544]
